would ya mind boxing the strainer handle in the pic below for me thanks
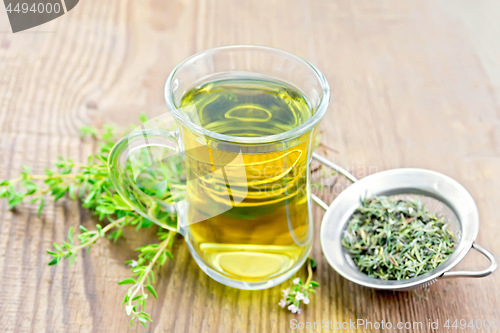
[311,153,358,211]
[312,153,358,183]
[441,243,497,278]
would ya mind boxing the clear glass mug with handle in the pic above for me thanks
[108,45,330,290]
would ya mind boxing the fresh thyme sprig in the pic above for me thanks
[0,116,174,329]
[119,230,175,328]
[46,216,127,266]
[0,119,158,249]
[279,258,319,314]
[342,196,457,280]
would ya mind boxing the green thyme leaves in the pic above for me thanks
[342,196,456,280]
[0,116,178,329]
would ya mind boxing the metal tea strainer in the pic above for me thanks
[311,153,497,291]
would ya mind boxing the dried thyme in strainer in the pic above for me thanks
[341,196,456,280]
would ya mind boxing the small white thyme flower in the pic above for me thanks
[129,260,138,267]
[278,299,287,308]
[277,260,319,314]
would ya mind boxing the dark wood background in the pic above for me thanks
[0,0,499,332]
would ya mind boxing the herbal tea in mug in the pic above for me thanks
[181,78,312,281]
[109,46,330,289]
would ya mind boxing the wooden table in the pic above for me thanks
[1,0,499,332]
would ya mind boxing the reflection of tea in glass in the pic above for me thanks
[179,77,316,282]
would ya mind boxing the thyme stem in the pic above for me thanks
[128,231,173,305]
[305,260,313,286]
[70,216,125,253]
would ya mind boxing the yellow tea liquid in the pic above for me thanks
[179,77,315,282]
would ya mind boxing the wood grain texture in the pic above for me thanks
[1,0,499,332]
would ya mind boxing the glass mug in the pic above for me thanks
[108,45,330,290]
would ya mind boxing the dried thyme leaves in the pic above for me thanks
[341,196,456,280]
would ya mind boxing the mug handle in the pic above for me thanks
[108,128,184,232]
[311,152,357,211]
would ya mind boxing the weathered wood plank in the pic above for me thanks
[0,0,498,332]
